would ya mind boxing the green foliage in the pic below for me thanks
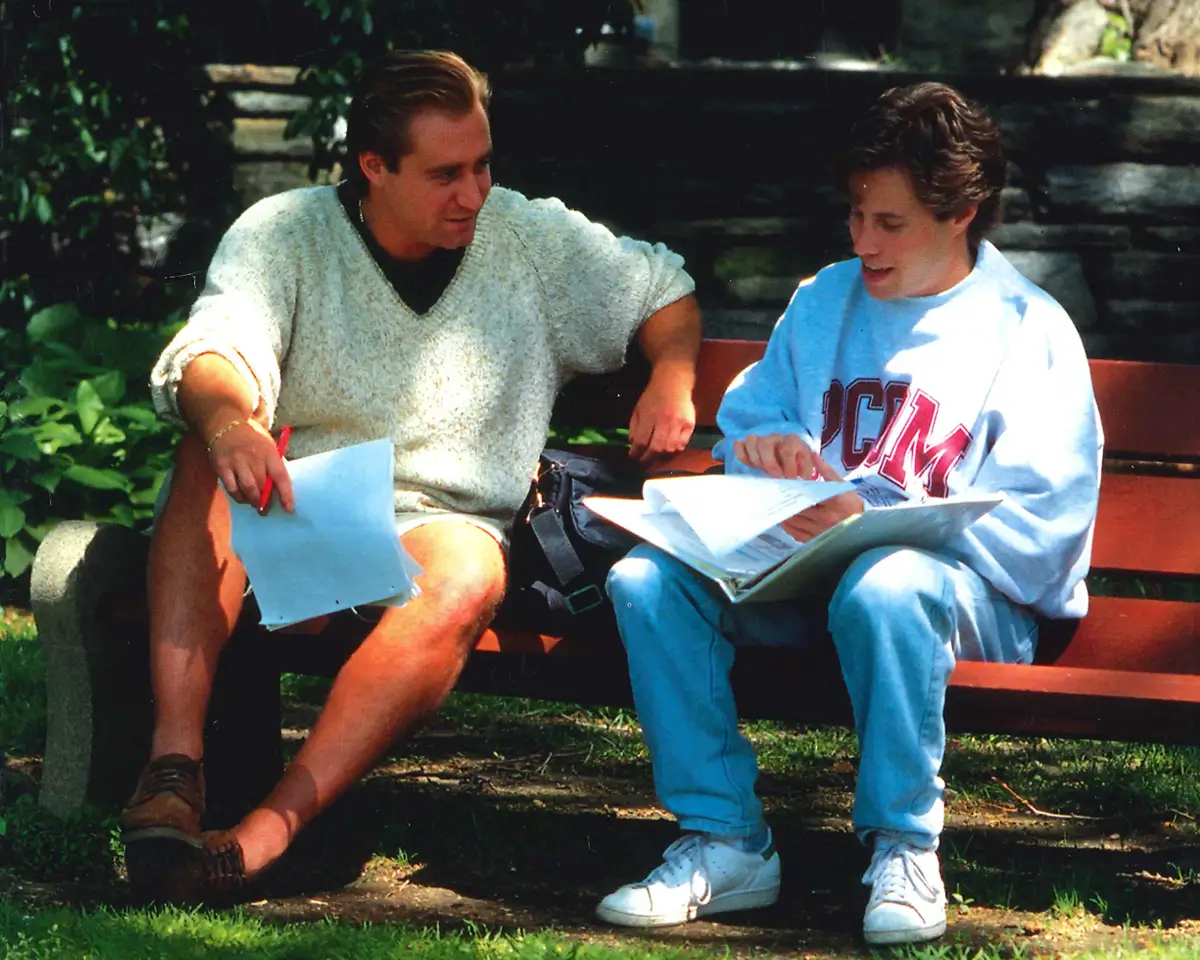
[0,304,180,585]
[1100,11,1134,62]
[0,3,221,596]
[0,2,229,328]
[0,795,121,883]
[0,610,45,756]
[286,0,642,178]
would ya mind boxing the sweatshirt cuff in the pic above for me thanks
[150,341,266,425]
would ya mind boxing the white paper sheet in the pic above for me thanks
[585,490,1002,603]
[641,474,858,556]
[227,438,422,630]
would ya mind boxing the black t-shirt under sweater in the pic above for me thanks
[337,182,464,316]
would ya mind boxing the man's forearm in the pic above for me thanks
[637,294,702,389]
[177,353,261,444]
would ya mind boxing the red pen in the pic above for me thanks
[257,424,292,515]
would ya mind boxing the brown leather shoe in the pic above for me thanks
[121,754,205,848]
[127,830,250,905]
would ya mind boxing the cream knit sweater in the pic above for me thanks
[150,185,695,536]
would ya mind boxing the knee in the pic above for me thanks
[830,547,951,626]
[421,555,505,637]
[606,544,688,609]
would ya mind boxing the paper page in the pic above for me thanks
[641,474,857,556]
[227,438,422,629]
[583,497,746,582]
[734,494,1003,604]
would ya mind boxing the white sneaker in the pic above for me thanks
[595,832,781,928]
[861,838,947,945]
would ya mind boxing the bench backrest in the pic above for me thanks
[553,339,1200,581]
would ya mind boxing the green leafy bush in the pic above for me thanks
[0,4,220,599]
[1100,11,1134,61]
[0,2,231,331]
[0,304,180,586]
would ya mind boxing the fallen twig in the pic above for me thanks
[990,777,1107,821]
[386,748,589,782]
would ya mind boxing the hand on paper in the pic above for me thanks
[628,370,696,462]
[206,418,295,513]
[779,452,864,542]
[733,433,820,479]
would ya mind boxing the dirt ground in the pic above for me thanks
[7,716,1200,958]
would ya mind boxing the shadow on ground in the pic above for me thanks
[7,710,1200,957]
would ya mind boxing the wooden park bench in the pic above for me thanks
[29,338,1200,826]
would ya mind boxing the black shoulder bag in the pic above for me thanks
[495,448,643,635]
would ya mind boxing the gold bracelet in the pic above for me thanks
[205,419,247,452]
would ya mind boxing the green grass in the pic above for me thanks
[943,734,1200,824]
[12,613,1200,958]
[0,902,713,960]
[5,903,1200,960]
[0,607,45,756]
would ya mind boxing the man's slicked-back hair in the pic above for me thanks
[834,82,1007,244]
[345,49,491,194]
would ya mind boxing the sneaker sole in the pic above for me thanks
[863,918,947,946]
[122,826,204,849]
[595,885,780,928]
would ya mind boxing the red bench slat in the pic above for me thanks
[476,597,1200,673]
[1092,473,1200,575]
[1043,596,1200,672]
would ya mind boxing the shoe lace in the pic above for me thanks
[862,840,939,906]
[139,759,202,806]
[203,835,246,889]
[642,834,712,903]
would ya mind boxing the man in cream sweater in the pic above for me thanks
[122,49,701,901]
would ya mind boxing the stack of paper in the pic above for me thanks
[227,438,422,629]
[585,474,1001,603]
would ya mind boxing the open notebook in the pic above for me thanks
[585,474,1000,604]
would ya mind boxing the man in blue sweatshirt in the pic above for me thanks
[595,83,1102,945]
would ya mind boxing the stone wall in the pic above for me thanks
[209,64,1200,361]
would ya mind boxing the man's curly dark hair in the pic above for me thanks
[834,83,1007,244]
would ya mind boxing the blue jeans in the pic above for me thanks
[606,544,1037,850]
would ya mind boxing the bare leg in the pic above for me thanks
[147,432,247,760]
[227,521,506,875]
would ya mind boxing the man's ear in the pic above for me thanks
[950,204,978,238]
[358,150,389,186]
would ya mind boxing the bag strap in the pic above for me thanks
[529,507,586,589]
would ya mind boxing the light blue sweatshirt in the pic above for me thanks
[713,241,1103,619]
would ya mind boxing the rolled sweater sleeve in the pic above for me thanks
[511,196,695,375]
[150,195,298,425]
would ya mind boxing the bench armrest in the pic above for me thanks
[30,521,152,815]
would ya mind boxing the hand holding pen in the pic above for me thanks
[257,424,292,515]
[205,418,295,513]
